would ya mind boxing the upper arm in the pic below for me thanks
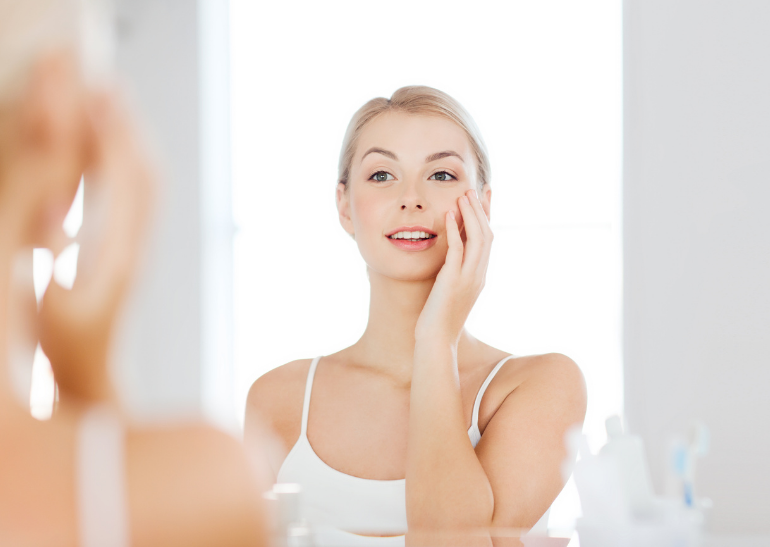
[244,360,310,479]
[475,353,587,528]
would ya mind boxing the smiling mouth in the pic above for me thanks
[387,230,437,241]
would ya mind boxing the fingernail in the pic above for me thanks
[449,211,456,220]
[469,189,478,200]
[461,196,469,204]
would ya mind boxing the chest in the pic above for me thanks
[301,365,493,481]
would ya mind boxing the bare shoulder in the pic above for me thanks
[480,352,586,432]
[244,360,315,479]
[246,359,312,426]
[518,352,584,386]
[127,424,267,547]
[247,359,312,411]
[510,353,585,402]
[492,350,579,385]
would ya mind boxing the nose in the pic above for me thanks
[399,179,424,211]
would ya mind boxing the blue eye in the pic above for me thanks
[430,171,456,182]
[371,171,394,182]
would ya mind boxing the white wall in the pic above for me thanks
[624,0,770,535]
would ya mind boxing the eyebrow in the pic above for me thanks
[361,147,398,162]
[360,147,465,164]
[425,150,464,163]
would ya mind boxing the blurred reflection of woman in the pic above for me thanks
[0,2,267,546]
[245,86,587,545]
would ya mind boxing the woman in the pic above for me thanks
[0,1,267,545]
[245,86,587,545]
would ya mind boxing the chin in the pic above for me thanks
[371,262,443,283]
[358,241,446,282]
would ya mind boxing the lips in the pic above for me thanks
[385,226,438,252]
[388,237,438,251]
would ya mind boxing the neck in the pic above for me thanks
[352,269,472,383]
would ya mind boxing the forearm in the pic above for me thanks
[406,340,494,532]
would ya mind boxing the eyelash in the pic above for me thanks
[430,171,456,182]
[369,171,394,182]
[368,170,457,182]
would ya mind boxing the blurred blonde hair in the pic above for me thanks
[338,86,491,189]
[0,0,113,103]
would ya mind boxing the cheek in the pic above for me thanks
[431,191,466,230]
[350,191,385,237]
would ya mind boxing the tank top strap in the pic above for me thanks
[300,356,322,436]
[471,355,515,432]
[77,404,130,547]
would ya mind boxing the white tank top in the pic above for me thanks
[276,355,516,546]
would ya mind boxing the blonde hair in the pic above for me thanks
[0,0,113,103]
[338,86,491,189]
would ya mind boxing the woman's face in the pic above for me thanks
[337,112,491,282]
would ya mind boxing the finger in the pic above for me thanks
[457,194,483,271]
[468,189,493,240]
[467,189,494,268]
[444,210,463,270]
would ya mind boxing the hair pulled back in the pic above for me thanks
[338,86,491,189]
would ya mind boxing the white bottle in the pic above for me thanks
[599,415,656,518]
[269,483,314,547]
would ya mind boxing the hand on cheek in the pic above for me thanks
[415,189,493,343]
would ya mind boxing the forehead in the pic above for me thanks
[355,111,474,163]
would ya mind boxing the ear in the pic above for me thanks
[336,182,355,238]
[480,185,492,221]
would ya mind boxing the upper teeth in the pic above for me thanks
[390,231,432,239]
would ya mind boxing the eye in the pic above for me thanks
[370,171,394,182]
[430,171,456,182]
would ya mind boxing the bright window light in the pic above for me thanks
[30,345,55,420]
[32,248,54,304]
[231,0,621,532]
[29,176,84,419]
[62,176,84,238]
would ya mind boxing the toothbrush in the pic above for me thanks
[672,423,710,508]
